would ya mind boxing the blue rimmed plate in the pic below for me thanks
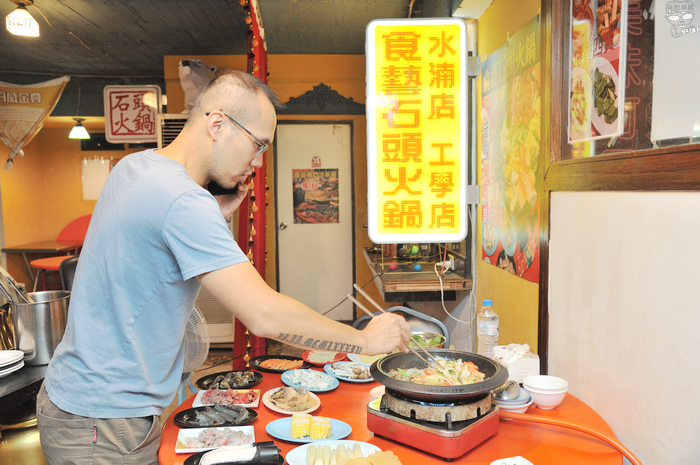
[265,417,351,444]
[323,362,374,383]
[281,369,339,393]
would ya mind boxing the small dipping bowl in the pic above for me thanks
[495,387,533,419]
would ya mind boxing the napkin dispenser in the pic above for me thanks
[493,344,540,384]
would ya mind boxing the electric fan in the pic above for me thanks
[176,305,210,404]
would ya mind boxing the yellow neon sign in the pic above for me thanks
[366,18,468,244]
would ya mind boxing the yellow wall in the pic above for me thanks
[0,120,141,285]
[476,0,541,351]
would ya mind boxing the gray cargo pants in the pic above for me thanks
[36,383,161,465]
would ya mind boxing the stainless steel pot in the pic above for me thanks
[369,349,508,403]
[11,290,70,365]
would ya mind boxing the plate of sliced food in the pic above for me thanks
[192,389,261,408]
[174,404,257,428]
[195,370,263,390]
[323,361,373,383]
[250,355,309,373]
[175,425,255,454]
[281,369,339,392]
[302,350,346,366]
[262,387,320,415]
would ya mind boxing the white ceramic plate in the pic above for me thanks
[369,385,385,398]
[191,389,261,408]
[346,353,385,365]
[0,360,24,378]
[174,425,255,454]
[323,362,374,383]
[281,369,339,393]
[262,388,320,415]
[265,417,352,443]
[489,456,534,465]
[285,440,381,465]
[0,350,23,368]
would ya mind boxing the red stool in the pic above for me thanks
[30,255,75,291]
[29,215,91,291]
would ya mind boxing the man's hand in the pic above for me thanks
[216,182,249,219]
[361,312,411,355]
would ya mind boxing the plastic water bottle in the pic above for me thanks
[477,299,499,358]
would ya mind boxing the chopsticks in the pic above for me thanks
[349,283,446,369]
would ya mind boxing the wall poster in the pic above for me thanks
[293,168,339,224]
[569,0,629,149]
[480,15,541,284]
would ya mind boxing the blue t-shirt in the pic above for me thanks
[44,150,247,418]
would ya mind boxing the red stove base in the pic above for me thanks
[366,398,500,461]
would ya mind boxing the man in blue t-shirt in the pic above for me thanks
[37,70,411,465]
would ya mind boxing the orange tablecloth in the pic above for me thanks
[159,369,623,465]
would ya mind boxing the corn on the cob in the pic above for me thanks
[290,413,311,438]
[309,416,331,439]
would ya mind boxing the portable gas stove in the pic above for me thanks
[367,388,500,461]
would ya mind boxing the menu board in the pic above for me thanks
[366,18,468,244]
[569,0,628,143]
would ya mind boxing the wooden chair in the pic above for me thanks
[30,215,91,291]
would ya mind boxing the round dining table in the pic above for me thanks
[158,365,623,465]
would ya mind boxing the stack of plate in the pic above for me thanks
[494,387,532,415]
[0,350,24,378]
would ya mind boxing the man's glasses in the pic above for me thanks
[206,111,269,158]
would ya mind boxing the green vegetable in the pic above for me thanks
[409,334,444,347]
[593,68,618,124]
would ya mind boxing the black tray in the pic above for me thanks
[195,370,263,390]
[174,406,257,428]
[249,355,309,373]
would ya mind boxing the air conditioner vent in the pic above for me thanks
[157,114,188,149]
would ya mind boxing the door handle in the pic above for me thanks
[279,222,288,230]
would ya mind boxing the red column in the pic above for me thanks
[232,0,268,370]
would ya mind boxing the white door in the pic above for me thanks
[275,122,354,320]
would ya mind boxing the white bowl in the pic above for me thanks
[523,375,568,392]
[496,397,533,415]
[525,386,567,410]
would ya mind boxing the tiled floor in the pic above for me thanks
[161,340,300,423]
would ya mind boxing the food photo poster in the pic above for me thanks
[480,15,541,284]
[292,168,339,224]
[569,0,629,144]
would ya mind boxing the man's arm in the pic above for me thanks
[198,261,410,355]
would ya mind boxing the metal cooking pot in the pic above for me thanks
[370,349,508,403]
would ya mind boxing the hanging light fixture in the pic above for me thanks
[69,118,90,139]
[68,81,90,140]
[6,0,39,37]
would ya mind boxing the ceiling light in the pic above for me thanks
[69,118,90,140]
[6,0,39,37]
